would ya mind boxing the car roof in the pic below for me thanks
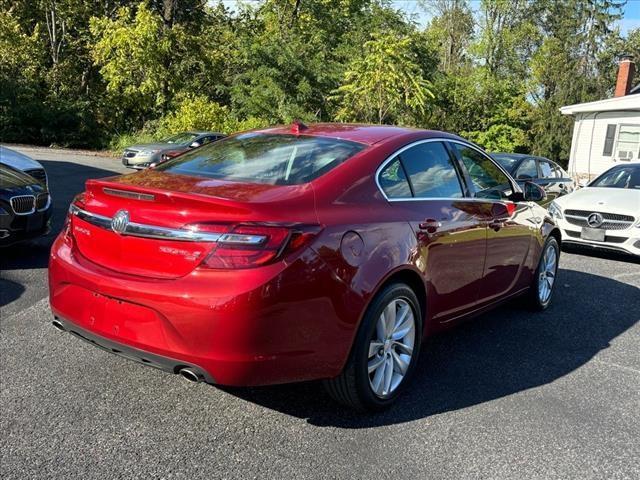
[254,123,465,146]
[491,152,555,163]
[189,131,225,136]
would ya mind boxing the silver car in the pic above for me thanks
[122,131,225,169]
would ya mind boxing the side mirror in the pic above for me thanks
[189,141,201,148]
[523,181,546,202]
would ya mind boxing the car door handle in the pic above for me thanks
[488,219,505,231]
[419,219,441,233]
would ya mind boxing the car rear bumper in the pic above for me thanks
[556,220,640,256]
[52,314,216,383]
[48,234,357,386]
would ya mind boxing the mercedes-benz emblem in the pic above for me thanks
[111,209,129,234]
[586,212,604,228]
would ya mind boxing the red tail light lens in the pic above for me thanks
[63,193,86,244]
[189,223,321,269]
[71,192,86,209]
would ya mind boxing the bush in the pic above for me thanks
[108,131,157,152]
[156,95,269,138]
[462,124,529,153]
[107,97,270,152]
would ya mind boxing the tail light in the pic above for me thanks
[63,193,86,244]
[187,223,322,269]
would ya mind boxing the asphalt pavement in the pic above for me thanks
[1,146,639,479]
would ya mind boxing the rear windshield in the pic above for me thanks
[156,133,365,185]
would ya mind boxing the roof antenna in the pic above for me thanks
[291,120,308,134]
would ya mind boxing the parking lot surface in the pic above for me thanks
[1,147,639,479]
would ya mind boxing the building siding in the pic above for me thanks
[568,111,640,178]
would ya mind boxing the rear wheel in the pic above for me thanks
[323,283,423,411]
[527,236,560,310]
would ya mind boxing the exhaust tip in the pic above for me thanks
[51,319,66,332]
[178,368,202,383]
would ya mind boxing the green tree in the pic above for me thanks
[421,0,474,73]
[90,3,177,123]
[0,10,45,142]
[528,0,624,163]
[333,31,434,124]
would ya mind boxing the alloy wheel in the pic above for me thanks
[538,244,558,303]
[367,298,416,398]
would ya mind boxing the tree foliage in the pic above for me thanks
[0,0,636,164]
[333,32,434,124]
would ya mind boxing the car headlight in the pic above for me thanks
[548,201,563,220]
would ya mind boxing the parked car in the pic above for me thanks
[0,145,48,185]
[491,153,574,204]
[547,162,640,256]
[50,123,558,411]
[121,131,226,169]
[0,163,52,246]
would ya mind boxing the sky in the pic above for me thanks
[220,0,640,36]
[393,0,640,35]
[621,0,640,33]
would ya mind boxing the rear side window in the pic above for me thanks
[539,160,554,178]
[378,158,412,199]
[399,142,463,198]
[552,163,565,178]
[156,133,365,185]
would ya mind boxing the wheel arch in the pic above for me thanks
[548,226,562,246]
[360,266,428,336]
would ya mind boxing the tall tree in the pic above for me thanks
[421,0,474,73]
[529,0,624,163]
[333,31,434,124]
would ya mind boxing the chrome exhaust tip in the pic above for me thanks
[178,368,202,383]
[51,319,66,332]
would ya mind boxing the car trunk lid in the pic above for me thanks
[70,171,317,279]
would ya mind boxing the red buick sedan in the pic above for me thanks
[49,123,560,411]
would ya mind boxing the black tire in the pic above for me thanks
[323,282,423,412]
[526,236,560,311]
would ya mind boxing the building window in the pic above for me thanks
[602,124,616,156]
[616,125,640,161]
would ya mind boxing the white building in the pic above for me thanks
[560,56,640,179]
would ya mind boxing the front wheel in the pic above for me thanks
[323,283,423,411]
[527,236,560,310]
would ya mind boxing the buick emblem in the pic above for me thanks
[587,212,604,228]
[111,209,129,234]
